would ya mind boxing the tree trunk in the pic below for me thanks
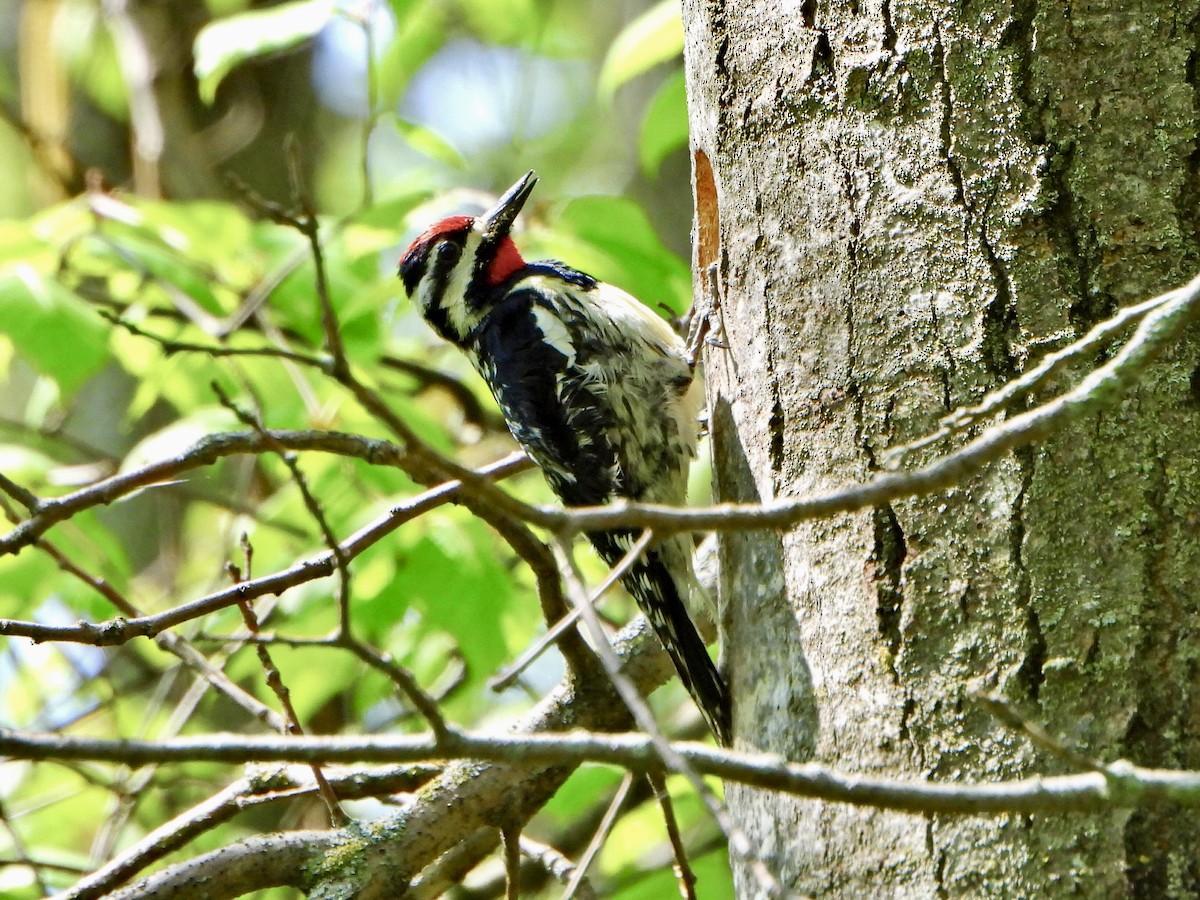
[684,0,1200,895]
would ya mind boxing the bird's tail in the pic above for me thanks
[592,532,732,745]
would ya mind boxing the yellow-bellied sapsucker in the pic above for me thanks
[399,171,731,745]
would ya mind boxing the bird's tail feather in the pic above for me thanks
[592,532,732,745]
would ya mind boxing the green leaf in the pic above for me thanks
[367,511,523,680]
[194,0,335,104]
[89,233,228,317]
[0,221,53,268]
[376,2,447,108]
[532,196,692,315]
[128,200,257,267]
[54,2,129,120]
[348,189,430,231]
[458,0,541,47]
[0,445,57,487]
[0,267,109,395]
[598,0,683,103]
[389,117,465,170]
[118,407,238,476]
[639,68,688,177]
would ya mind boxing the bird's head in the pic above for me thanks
[399,170,537,344]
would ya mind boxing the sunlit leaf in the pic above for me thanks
[87,233,228,317]
[376,2,447,107]
[194,0,336,104]
[54,2,129,120]
[366,511,524,681]
[0,444,57,487]
[457,0,541,47]
[348,189,431,231]
[532,195,692,315]
[639,67,688,177]
[0,267,109,395]
[0,222,53,268]
[390,117,466,170]
[118,407,238,475]
[597,0,683,102]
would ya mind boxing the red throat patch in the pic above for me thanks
[486,236,525,286]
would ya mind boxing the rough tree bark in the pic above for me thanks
[684,0,1200,896]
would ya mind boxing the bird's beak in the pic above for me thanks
[480,170,538,241]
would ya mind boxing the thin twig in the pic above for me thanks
[231,565,347,827]
[502,825,521,900]
[974,692,1106,774]
[884,288,1176,463]
[62,764,438,900]
[490,529,656,691]
[0,471,41,513]
[0,797,50,896]
[1,450,529,644]
[519,836,596,899]
[0,100,81,189]
[227,536,346,826]
[551,538,783,898]
[101,311,326,366]
[563,772,632,900]
[213,384,353,633]
[283,136,349,375]
[648,771,698,900]
[338,637,456,741]
[356,5,378,209]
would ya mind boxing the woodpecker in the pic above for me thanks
[398,171,731,745]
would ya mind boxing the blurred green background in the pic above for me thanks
[0,0,731,896]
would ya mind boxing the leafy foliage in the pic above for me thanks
[194,0,337,103]
[0,0,729,896]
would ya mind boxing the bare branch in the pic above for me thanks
[974,691,1106,774]
[101,310,326,366]
[2,727,1193,817]
[520,836,597,899]
[884,287,1176,462]
[0,471,40,513]
[490,529,656,692]
[104,830,345,900]
[502,825,521,900]
[0,450,529,644]
[563,772,631,900]
[648,771,698,900]
[64,764,438,900]
[0,429,412,557]
[338,636,457,741]
[552,537,782,897]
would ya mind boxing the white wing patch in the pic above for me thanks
[531,306,576,365]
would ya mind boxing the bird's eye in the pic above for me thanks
[436,241,461,265]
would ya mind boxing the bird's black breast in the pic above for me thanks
[469,290,618,507]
